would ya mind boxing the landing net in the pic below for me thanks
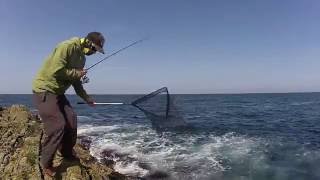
[132,87,186,129]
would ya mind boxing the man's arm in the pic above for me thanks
[72,80,91,102]
[51,44,84,81]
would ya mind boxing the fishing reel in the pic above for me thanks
[81,75,90,84]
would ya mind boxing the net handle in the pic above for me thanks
[77,87,169,106]
[77,102,126,105]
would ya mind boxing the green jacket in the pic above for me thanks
[32,37,89,101]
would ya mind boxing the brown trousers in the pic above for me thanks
[33,92,77,168]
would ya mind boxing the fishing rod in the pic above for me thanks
[86,37,148,71]
[81,37,147,84]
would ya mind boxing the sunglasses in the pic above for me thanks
[88,41,104,54]
[90,44,97,52]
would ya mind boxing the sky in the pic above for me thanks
[1,0,320,94]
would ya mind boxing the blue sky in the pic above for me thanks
[1,0,320,94]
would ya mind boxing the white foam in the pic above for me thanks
[114,160,149,177]
[89,140,150,177]
[80,123,266,179]
[78,125,120,135]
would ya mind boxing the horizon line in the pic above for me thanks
[1,91,320,95]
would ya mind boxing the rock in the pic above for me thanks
[78,135,92,150]
[143,170,171,180]
[0,105,128,180]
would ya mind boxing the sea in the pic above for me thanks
[0,93,320,180]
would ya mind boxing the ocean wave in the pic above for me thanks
[78,115,91,122]
[78,124,121,135]
[80,124,267,179]
[290,101,315,106]
[77,118,320,180]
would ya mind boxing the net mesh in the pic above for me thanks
[132,87,186,129]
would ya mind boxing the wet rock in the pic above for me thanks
[0,105,128,179]
[143,170,171,180]
[78,135,92,150]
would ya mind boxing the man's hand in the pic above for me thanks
[81,76,90,84]
[79,69,89,84]
[86,97,96,107]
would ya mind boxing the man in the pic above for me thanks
[32,32,105,176]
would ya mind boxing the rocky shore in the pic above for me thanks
[0,105,128,180]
